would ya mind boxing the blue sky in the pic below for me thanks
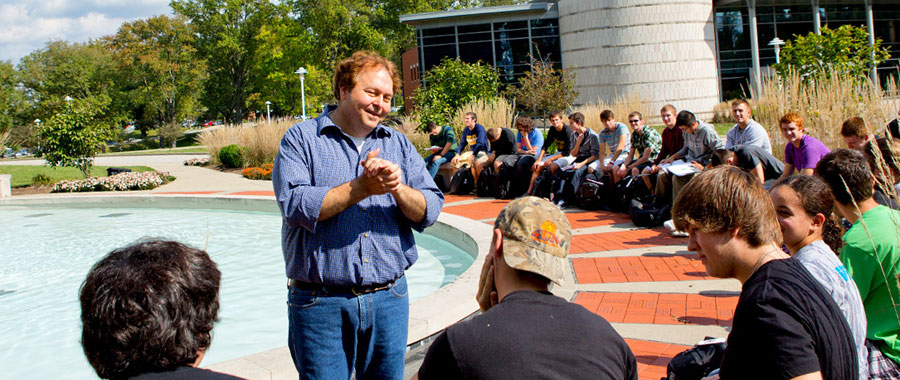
[0,0,173,64]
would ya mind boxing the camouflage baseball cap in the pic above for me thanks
[495,196,572,284]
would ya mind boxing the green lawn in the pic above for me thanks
[0,165,155,187]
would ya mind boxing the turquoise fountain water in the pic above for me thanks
[0,204,472,380]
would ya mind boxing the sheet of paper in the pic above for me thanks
[666,163,701,177]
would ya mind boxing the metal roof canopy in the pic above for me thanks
[400,2,558,28]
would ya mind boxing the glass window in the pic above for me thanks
[495,38,530,67]
[717,23,749,51]
[530,18,558,29]
[458,41,494,66]
[495,21,529,40]
[421,27,455,38]
[458,31,492,43]
[721,72,751,100]
[457,24,490,34]
[531,27,559,38]
[777,21,814,41]
[422,45,457,72]
[457,23,492,43]
[423,35,456,46]
[421,26,456,46]
[531,37,561,62]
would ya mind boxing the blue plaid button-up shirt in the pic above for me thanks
[273,106,444,286]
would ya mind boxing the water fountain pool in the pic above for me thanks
[0,200,474,380]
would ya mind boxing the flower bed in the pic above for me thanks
[52,171,171,193]
[184,157,209,166]
[242,163,273,180]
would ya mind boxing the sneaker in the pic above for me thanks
[556,200,568,209]
[663,220,688,237]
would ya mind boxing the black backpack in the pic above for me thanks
[433,174,449,193]
[629,196,672,227]
[449,166,475,195]
[531,170,554,200]
[575,172,605,210]
[495,162,516,199]
[665,337,726,380]
[476,166,496,197]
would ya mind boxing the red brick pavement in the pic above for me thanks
[570,228,683,254]
[626,339,692,380]
[572,255,712,284]
[574,292,737,326]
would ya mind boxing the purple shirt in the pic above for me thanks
[784,134,830,172]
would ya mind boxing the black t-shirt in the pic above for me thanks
[545,124,575,156]
[417,290,637,380]
[129,366,245,379]
[491,128,517,156]
[730,144,784,180]
[720,258,857,380]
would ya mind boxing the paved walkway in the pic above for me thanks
[5,156,739,380]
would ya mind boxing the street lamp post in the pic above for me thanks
[34,119,41,153]
[769,37,785,64]
[265,101,271,124]
[295,67,308,120]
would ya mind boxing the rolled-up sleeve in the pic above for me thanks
[273,127,329,233]
[402,137,444,231]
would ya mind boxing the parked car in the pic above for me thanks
[202,120,215,127]
[14,149,32,158]
[1,147,12,158]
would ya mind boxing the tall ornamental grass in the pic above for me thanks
[390,113,431,158]
[197,121,293,168]
[571,93,653,133]
[751,69,898,160]
[450,97,516,139]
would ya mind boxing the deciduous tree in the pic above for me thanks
[412,58,501,126]
[774,25,891,82]
[107,15,206,138]
[511,60,577,120]
[41,100,118,178]
[171,0,276,124]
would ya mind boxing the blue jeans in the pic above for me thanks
[287,276,409,380]
[424,151,455,178]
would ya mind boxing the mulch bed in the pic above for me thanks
[12,186,53,196]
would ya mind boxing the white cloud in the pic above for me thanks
[0,0,171,64]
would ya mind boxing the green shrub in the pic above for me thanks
[219,144,243,168]
[31,173,53,187]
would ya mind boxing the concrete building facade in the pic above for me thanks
[557,0,721,118]
[400,0,900,119]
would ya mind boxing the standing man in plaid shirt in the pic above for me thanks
[272,51,444,380]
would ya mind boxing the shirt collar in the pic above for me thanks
[316,104,393,138]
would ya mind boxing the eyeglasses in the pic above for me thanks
[628,119,641,124]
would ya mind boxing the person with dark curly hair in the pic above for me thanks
[80,240,241,380]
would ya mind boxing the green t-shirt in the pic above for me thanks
[429,125,457,153]
[841,205,900,363]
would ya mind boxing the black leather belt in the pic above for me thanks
[288,279,395,296]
